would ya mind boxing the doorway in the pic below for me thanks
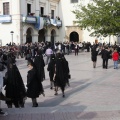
[70,32,79,42]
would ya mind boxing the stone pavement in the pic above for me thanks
[1,52,120,120]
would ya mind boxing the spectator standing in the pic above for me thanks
[91,46,98,68]
[112,49,119,69]
[74,42,79,56]
[101,47,109,69]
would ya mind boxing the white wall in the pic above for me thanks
[0,0,117,45]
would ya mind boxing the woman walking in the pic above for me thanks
[27,59,44,107]
[53,52,67,97]
[34,50,45,82]
[4,61,26,108]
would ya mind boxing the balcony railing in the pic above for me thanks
[22,15,62,30]
[0,15,12,23]
[50,19,62,27]
[22,16,37,24]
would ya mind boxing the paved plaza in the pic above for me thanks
[1,52,120,120]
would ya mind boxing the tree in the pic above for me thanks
[72,0,120,38]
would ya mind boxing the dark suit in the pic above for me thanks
[101,49,109,69]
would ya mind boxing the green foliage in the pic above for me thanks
[72,0,120,37]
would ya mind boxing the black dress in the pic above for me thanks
[55,58,66,91]
[27,68,43,98]
[4,64,26,107]
[47,58,56,82]
[91,48,98,62]
[34,55,45,82]
[62,58,70,85]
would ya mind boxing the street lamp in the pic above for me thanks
[10,31,14,45]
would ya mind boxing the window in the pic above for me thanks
[71,0,78,3]
[3,2,9,15]
[27,4,31,15]
[40,7,44,16]
[51,10,54,19]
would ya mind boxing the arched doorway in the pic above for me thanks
[70,31,79,42]
[51,29,56,49]
[26,28,32,43]
[38,29,45,42]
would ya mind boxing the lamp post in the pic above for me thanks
[10,31,14,45]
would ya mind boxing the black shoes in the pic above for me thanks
[62,94,65,98]
[54,93,58,95]
[32,103,38,107]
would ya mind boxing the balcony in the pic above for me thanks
[22,16,37,24]
[0,15,12,23]
[50,19,62,27]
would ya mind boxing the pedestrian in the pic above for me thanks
[47,54,56,89]
[34,50,45,82]
[27,59,44,107]
[4,61,26,108]
[61,53,70,86]
[91,46,98,68]
[74,42,79,56]
[101,46,109,69]
[112,49,119,69]
[53,52,67,97]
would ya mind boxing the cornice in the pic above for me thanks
[48,0,60,3]
[26,0,34,3]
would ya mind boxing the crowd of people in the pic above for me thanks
[0,41,71,116]
[91,43,120,69]
[0,40,120,116]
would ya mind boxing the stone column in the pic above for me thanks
[11,0,22,44]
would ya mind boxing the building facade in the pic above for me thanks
[0,0,117,46]
[0,0,62,45]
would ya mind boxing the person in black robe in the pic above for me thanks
[47,54,56,89]
[34,50,45,82]
[61,53,70,86]
[53,52,67,97]
[4,62,26,108]
[27,59,44,107]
